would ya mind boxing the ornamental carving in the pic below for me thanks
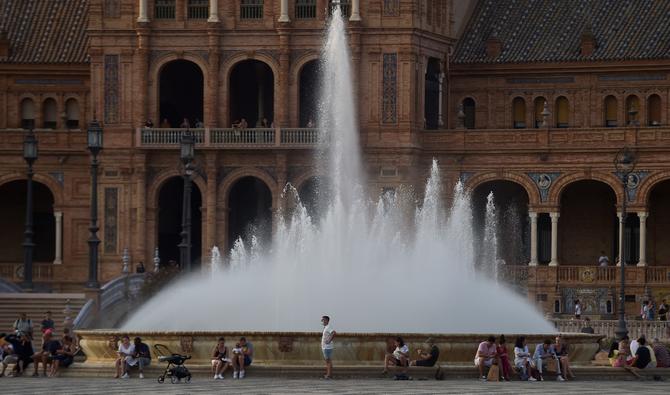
[527,172,560,202]
[278,336,293,352]
[107,335,120,352]
[180,336,194,353]
[382,53,398,124]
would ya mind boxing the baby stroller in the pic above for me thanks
[154,344,192,384]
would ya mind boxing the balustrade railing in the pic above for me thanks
[0,262,54,282]
[281,128,320,145]
[552,319,670,340]
[211,128,275,145]
[138,127,319,148]
[140,128,204,145]
[646,267,670,283]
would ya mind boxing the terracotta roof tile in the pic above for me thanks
[453,0,670,64]
[0,0,89,64]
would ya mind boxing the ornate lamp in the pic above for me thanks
[86,119,104,288]
[21,130,38,290]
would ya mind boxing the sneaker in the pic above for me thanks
[479,375,487,381]
[121,373,129,379]
[233,371,239,379]
[139,373,144,379]
[239,370,245,379]
[219,374,225,380]
[529,376,537,382]
[213,374,219,380]
[538,375,544,382]
[557,375,565,382]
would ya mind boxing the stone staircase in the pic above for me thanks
[0,293,87,335]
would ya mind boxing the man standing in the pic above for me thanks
[574,300,582,319]
[658,299,668,321]
[598,251,609,267]
[321,315,336,379]
[40,311,55,334]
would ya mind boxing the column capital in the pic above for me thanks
[54,211,63,218]
[529,211,539,219]
[637,211,648,219]
[549,212,560,219]
[350,0,362,21]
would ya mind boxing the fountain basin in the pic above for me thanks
[76,330,602,366]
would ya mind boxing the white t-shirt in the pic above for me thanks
[630,339,639,356]
[598,255,609,266]
[322,325,334,350]
[393,344,409,359]
[575,304,582,315]
[118,342,137,366]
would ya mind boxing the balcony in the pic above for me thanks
[500,265,670,287]
[136,127,320,149]
[0,262,54,282]
[421,126,670,151]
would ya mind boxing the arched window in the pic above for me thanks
[463,98,475,129]
[424,58,441,130]
[648,94,662,126]
[20,98,36,129]
[65,98,80,129]
[512,97,526,128]
[534,97,546,128]
[555,96,569,128]
[604,95,618,127]
[625,95,640,125]
[42,98,57,129]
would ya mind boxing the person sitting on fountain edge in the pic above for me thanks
[232,336,253,379]
[383,336,410,379]
[533,339,564,381]
[211,337,230,380]
[474,336,497,381]
[411,338,439,367]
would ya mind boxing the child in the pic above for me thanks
[497,335,512,381]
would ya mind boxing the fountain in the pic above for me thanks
[76,6,599,368]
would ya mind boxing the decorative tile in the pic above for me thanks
[381,53,397,124]
[527,172,561,202]
[104,187,118,254]
[104,55,119,124]
[383,0,400,16]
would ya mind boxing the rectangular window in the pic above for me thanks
[328,0,350,17]
[155,0,176,19]
[188,0,209,19]
[241,0,263,19]
[296,0,316,19]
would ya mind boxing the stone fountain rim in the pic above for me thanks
[75,329,603,340]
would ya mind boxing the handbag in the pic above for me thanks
[487,363,500,382]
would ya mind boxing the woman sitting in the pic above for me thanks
[211,337,230,380]
[50,336,76,377]
[554,335,574,379]
[497,335,512,381]
[383,337,410,378]
[513,336,536,381]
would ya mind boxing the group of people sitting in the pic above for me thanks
[475,335,574,382]
[381,337,440,380]
[209,336,254,380]
[1,312,78,378]
[608,334,670,369]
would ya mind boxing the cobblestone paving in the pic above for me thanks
[0,377,668,394]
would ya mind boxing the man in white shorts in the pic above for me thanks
[474,336,497,381]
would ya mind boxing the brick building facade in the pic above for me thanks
[1,0,669,318]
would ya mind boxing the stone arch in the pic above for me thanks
[149,53,209,126]
[459,96,476,129]
[218,167,278,208]
[290,52,320,126]
[0,172,63,209]
[638,171,670,206]
[548,172,623,207]
[221,53,280,127]
[465,172,540,206]
[292,169,325,191]
[147,168,208,212]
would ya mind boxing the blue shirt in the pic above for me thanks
[533,344,555,360]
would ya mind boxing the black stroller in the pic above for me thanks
[154,344,192,383]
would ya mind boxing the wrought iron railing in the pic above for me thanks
[241,0,263,19]
[328,0,350,17]
[187,0,209,19]
[296,0,317,19]
[155,0,176,19]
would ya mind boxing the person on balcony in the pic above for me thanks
[160,118,171,128]
[180,118,190,129]
[144,119,154,128]
[598,251,609,266]
[194,118,204,128]
[659,299,668,321]
[306,118,315,128]
[239,118,248,129]
[259,117,270,128]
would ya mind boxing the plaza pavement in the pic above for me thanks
[0,377,668,394]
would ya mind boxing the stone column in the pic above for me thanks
[350,0,361,21]
[438,72,445,127]
[616,212,624,266]
[549,212,560,266]
[637,212,648,267]
[277,29,290,127]
[208,0,220,22]
[278,0,290,22]
[135,156,147,262]
[53,211,63,264]
[137,0,149,23]
[529,212,538,266]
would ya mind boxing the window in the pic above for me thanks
[534,97,546,128]
[512,97,526,128]
[241,0,263,19]
[42,98,57,129]
[155,0,176,19]
[625,95,640,125]
[20,98,35,129]
[65,98,80,129]
[648,94,661,126]
[187,0,209,19]
[462,98,475,129]
[328,0,350,17]
[604,95,618,127]
[296,0,316,19]
[555,96,569,128]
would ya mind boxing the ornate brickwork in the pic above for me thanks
[382,53,398,124]
[383,0,400,16]
[104,187,118,254]
[103,55,119,124]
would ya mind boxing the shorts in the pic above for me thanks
[322,348,333,360]
[393,357,409,367]
[474,357,493,367]
[3,355,18,365]
[53,355,74,367]
[244,355,252,367]
[415,359,435,367]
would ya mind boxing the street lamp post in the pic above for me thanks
[178,131,195,272]
[86,120,103,288]
[21,129,38,290]
[614,146,636,340]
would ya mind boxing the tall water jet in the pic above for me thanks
[122,8,555,334]
[483,192,499,282]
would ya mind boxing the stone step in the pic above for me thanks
[60,363,670,381]
[0,294,87,334]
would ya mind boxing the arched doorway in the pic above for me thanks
[472,180,530,267]
[20,98,35,129]
[555,96,569,128]
[512,97,526,128]
[157,177,203,268]
[230,60,274,128]
[299,60,321,127]
[298,176,331,223]
[424,57,441,130]
[462,98,475,129]
[159,60,204,128]
[625,95,640,125]
[648,180,670,265]
[560,180,619,265]
[0,181,55,264]
[228,177,273,249]
[647,94,661,126]
[604,95,618,127]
